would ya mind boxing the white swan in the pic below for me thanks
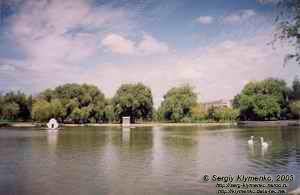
[260,137,268,148]
[248,136,254,145]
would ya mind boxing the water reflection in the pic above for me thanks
[261,145,268,157]
[47,131,58,150]
[122,127,130,144]
[0,126,300,195]
[248,143,255,156]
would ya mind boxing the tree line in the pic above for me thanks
[233,78,300,121]
[0,77,299,123]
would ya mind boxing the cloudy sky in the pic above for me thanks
[0,0,299,106]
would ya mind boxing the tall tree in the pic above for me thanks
[158,85,198,122]
[112,83,153,123]
[1,102,19,120]
[2,91,31,120]
[36,83,106,123]
[234,78,289,120]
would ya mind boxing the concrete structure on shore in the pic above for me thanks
[122,116,130,127]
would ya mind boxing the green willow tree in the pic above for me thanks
[35,83,106,123]
[210,107,239,122]
[288,77,300,118]
[112,83,153,123]
[103,99,115,123]
[1,102,20,120]
[0,91,31,121]
[32,99,52,122]
[158,85,198,122]
[233,78,289,120]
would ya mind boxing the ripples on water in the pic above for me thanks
[0,126,300,195]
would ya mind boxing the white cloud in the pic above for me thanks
[2,0,171,96]
[173,32,297,101]
[0,64,16,72]
[101,33,169,55]
[1,0,297,106]
[77,31,297,106]
[102,33,135,55]
[11,0,134,72]
[1,0,140,92]
[137,34,169,55]
[223,9,256,23]
[196,16,214,24]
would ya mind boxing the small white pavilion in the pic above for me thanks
[47,118,59,130]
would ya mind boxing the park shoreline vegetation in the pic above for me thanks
[0,77,299,126]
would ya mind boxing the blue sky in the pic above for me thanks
[0,0,298,106]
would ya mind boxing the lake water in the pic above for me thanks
[0,126,300,195]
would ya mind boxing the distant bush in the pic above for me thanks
[190,104,207,122]
[214,107,239,122]
[289,100,300,119]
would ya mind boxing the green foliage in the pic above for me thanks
[32,99,66,122]
[103,104,115,123]
[2,78,299,123]
[70,107,91,123]
[234,78,289,120]
[290,77,300,100]
[32,99,52,122]
[112,83,153,123]
[1,102,20,120]
[190,104,207,122]
[36,83,106,123]
[214,107,239,122]
[0,91,31,121]
[49,99,66,120]
[69,108,82,124]
[232,94,241,109]
[153,108,164,122]
[253,95,281,120]
[158,85,197,122]
[289,100,300,119]
[207,106,217,121]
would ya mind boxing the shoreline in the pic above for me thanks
[0,122,236,128]
[62,122,237,127]
[237,120,300,127]
[1,120,299,128]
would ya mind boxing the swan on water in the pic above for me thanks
[248,136,254,145]
[260,137,268,148]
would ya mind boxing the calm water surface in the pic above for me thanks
[0,126,300,195]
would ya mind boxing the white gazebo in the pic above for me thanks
[47,118,59,130]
